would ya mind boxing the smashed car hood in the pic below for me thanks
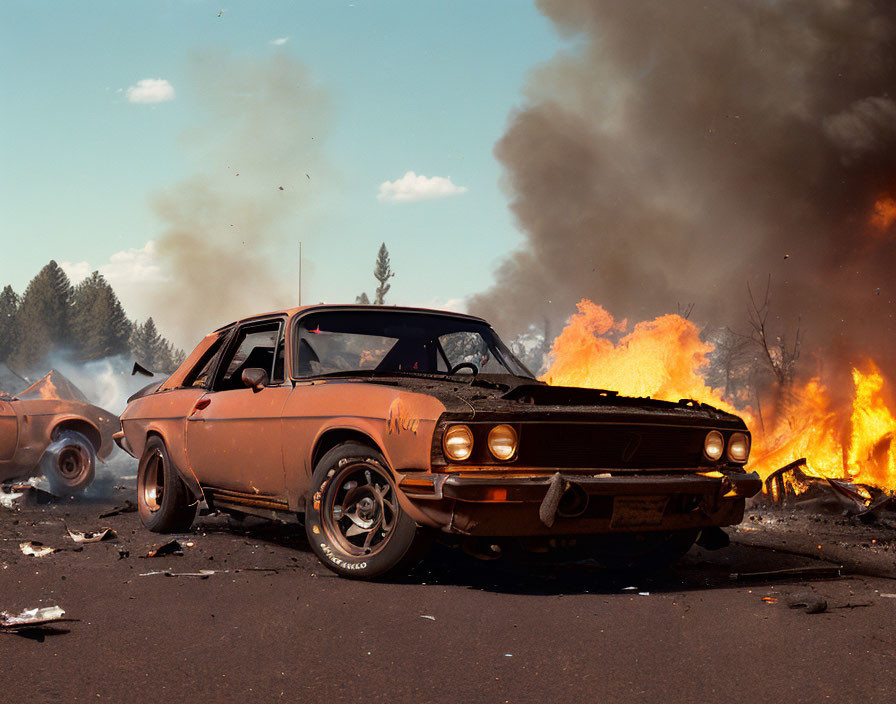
[356,375,747,427]
[16,371,92,404]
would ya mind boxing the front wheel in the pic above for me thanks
[137,436,197,533]
[305,442,427,579]
[41,430,96,496]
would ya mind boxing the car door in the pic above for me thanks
[0,398,18,463]
[185,319,291,499]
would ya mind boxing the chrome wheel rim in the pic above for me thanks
[139,449,165,512]
[56,446,88,480]
[321,462,399,557]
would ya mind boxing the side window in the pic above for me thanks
[213,322,283,391]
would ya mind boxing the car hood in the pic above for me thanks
[362,375,748,429]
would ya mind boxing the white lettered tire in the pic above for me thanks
[305,442,426,579]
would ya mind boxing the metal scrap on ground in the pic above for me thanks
[64,523,116,544]
[141,539,184,558]
[98,500,137,519]
[19,541,56,557]
[764,458,896,517]
[0,605,67,630]
[730,565,843,581]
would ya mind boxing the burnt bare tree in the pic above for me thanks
[747,276,801,389]
[704,326,758,404]
[677,302,695,320]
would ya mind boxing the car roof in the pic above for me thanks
[216,304,489,331]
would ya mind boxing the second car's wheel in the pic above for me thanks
[41,430,96,496]
[305,442,427,579]
[137,436,197,533]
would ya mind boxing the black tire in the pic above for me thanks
[305,441,426,579]
[41,430,96,496]
[137,436,197,533]
[586,529,699,570]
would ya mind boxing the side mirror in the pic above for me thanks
[241,368,269,393]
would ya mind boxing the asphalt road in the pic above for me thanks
[2,479,895,704]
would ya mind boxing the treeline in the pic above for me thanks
[0,260,184,376]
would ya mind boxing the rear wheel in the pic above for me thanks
[137,436,197,533]
[41,430,96,496]
[305,442,427,579]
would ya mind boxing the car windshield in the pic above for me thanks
[293,310,534,379]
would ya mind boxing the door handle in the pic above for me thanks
[189,398,212,417]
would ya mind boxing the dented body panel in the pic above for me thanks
[0,373,118,484]
[118,304,760,538]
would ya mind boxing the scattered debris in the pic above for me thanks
[140,540,184,558]
[880,593,896,599]
[731,565,843,581]
[761,597,778,603]
[20,542,56,557]
[420,615,436,621]
[764,458,896,517]
[1,484,56,508]
[65,525,116,544]
[98,500,137,519]
[0,606,67,630]
[0,488,24,510]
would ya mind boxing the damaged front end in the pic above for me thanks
[395,400,761,538]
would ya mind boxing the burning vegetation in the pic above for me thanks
[541,299,896,502]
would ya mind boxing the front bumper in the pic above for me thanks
[396,469,761,537]
[112,430,134,458]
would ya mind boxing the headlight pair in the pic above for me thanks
[704,430,750,463]
[443,424,518,462]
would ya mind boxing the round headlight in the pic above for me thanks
[727,432,750,462]
[704,431,724,461]
[487,424,518,461]
[443,424,474,461]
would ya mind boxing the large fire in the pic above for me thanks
[543,299,896,493]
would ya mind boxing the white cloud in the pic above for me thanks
[59,260,91,284]
[61,242,166,319]
[269,37,289,46]
[377,171,467,203]
[103,241,165,285]
[62,241,164,286]
[126,78,175,104]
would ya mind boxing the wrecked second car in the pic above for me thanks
[1,371,118,495]
[117,305,761,578]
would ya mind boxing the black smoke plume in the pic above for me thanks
[470,0,896,379]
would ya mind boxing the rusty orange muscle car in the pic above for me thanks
[117,305,761,578]
[1,371,118,495]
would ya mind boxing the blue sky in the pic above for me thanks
[1,1,566,344]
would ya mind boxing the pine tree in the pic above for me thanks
[130,317,182,373]
[373,243,394,305]
[70,271,131,361]
[9,261,73,372]
[0,285,20,364]
[355,292,370,304]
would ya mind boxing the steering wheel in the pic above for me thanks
[449,362,479,375]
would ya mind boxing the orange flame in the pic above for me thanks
[544,299,896,492]
[870,196,896,232]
